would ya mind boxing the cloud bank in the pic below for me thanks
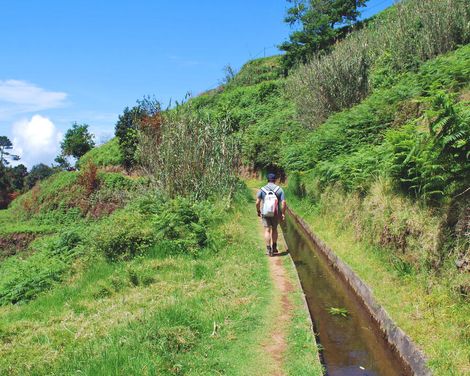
[0,80,67,120]
[12,115,63,167]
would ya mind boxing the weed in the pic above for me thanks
[328,307,349,318]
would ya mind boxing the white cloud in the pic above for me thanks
[12,115,63,167]
[0,80,67,120]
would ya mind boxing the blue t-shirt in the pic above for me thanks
[257,182,285,203]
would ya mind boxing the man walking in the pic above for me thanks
[256,173,287,257]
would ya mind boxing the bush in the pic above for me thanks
[93,210,155,261]
[153,198,209,256]
[386,92,470,202]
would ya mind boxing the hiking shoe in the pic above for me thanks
[266,246,273,257]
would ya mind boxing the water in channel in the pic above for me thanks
[282,216,410,376]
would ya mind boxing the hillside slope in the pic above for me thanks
[185,7,469,373]
[0,163,321,375]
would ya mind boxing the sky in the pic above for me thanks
[0,0,394,168]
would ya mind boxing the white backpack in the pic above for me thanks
[261,186,280,217]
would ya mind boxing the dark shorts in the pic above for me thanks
[262,215,280,228]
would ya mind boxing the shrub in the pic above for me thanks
[153,198,209,256]
[386,91,470,202]
[93,210,155,261]
[77,161,99,196]
[287,37,370,126]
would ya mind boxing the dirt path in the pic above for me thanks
[256,210,294,376]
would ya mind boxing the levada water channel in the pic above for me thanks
[282,214,413,376]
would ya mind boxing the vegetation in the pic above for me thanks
[287,0,470,126]
[283,45,470,202]
[57,123,95,166]
[279,0,368,71]
[1,0,468,373]
[328,307,349,318]
[139,104,240,200]
[0,186,321,375]
[78,137,123,168]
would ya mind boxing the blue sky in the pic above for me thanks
[0,0,394,167]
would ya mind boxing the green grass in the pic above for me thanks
[0,189,321,375]
[78,137,123,168]
[287,193,470,375]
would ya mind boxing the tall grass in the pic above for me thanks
[287,0,470,127]
[138,105,240,200]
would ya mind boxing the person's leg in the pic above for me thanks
[262,217,273,255]
[264,227,272,246]
[272,225,278,253]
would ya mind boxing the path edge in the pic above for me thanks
[278,228,323,370]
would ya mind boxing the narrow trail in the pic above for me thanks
[253,189,293,376]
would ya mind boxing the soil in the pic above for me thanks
[0,232,37,260]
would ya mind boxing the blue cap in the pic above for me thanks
[267,173,276,181]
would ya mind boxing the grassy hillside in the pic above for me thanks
[78,137,123,169]
[0,173,321,375]
[183,1,469,373]
[190,56,301,173]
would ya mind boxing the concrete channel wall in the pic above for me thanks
[287,207,432,376]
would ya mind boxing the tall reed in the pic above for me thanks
[138,105,240,200]
[287,0,470,128]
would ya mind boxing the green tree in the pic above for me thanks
[24,163,55,189]
[115,106,145,171]
[115,97,161,171]
[8,164,28,191]
[0,164,11,208]
[279,0,368,71]
[0,136,19,166]
[59,123,95,163]
[54,154,71,170]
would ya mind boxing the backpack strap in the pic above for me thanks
[260,187,269,195]
[273,186,281,194]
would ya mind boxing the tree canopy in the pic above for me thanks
[60,123,95,162]
[115,97,161,171]
[279,0,368,71]
[0,136,20,166]
[24,163,55,190]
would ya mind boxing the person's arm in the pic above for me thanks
[281,200,287,221]
[279,188,287,221]
[256,190,262,217]
[256,197,262,217]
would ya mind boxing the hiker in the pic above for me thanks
[256,173,286,257]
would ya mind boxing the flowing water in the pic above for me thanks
[282,216,411,376]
